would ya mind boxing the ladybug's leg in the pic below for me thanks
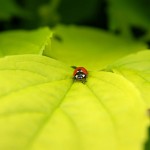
[81,78,87,84]
[73,76,77,83]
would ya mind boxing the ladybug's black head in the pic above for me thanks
[74,70,87,83]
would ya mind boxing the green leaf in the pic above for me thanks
[0,0,23,20]
[0,54,148,150]
[58,0,100,23]
[145,127,150,150]
[38,0,60,26]
[43,25,147,70]
[107,0,150,39]
[0,27,52,57]
[106,50,150,150]
[107,50,150,107]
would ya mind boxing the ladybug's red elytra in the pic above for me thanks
[73,67,88,83]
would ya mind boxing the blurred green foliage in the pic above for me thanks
[145,127,150,150]
[0,0,101,29]
[0,0,23,20]
[1,0,150,42]
[108,0,150,40]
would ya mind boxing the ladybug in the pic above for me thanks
[73,67,88,83]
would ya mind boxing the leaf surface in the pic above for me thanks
[43,25,147,70]
[0,27,52,57]
[0,54,148,150]
[107,50,150,107]
[0,0,23,20]
[107,0,150,39]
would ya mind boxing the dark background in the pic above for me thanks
[0,0,150,41]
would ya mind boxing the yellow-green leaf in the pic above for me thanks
[0,27,52,57]
[0,54,148,150]
[107,50,150,107]
[43,25,147,70]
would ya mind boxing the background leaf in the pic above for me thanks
[0,0,24,20]
[0,54,148,150]
[43,25,147,70]
[106,50,150,150]
[0,27,52,57]
[107,0,150,39]
[107,50,150,107]
[57,0,100,24]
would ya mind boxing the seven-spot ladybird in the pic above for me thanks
[73,67,88,83]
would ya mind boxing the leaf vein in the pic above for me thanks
[26,82,73,149]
